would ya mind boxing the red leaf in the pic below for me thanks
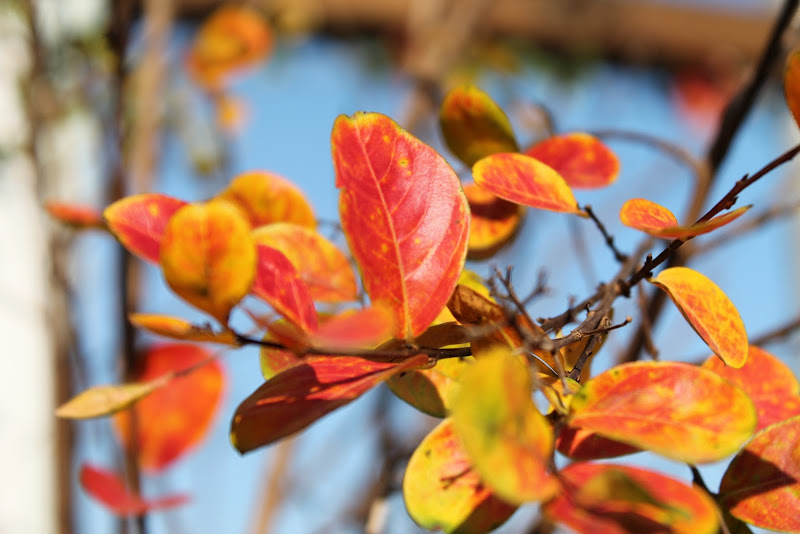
[472,153,583,214]
[332,112,469,339]
[104,194,187,263]
[719,415,800,533]
[556,426,640,461]
[524,133,619,189]
[311,305,394,349]
[702,346,800,431]
[45,201,106,230]
[80,464,189,515]
[115,344,225,471]
[251,245,318,333]
[231,354,428,453]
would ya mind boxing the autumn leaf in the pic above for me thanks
[650,267,747,368]
[129,313,238,345]
[388,356,473,418]
[403,418,517,533]
[719,415,800,533]
[332,112,469,339]
[251,223,357,302]
[784,49,800,131]
[216,171,315,229]
[543,463,719,534]
[310,305,394,349]
[451,348,558,504]
[56,379,167,419]
[104,193,187,263]
[160,200,256,325]
[439,85,519,167]
[620,198,750,240]
[462,182,525,259]
[186,5,272,90]
[568,361,756,463]
[251,245,318,333]
[702,346,800,430]
[115,344,225,472]
[472,153,583,215]
[524,133,619,189]
[80,464,189,516]
[231,354,428,453]
[556,426,640,461]
[45,201,106,230]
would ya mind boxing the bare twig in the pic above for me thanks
[592,129,705,180]
[694,200,800,255]
[583,205,628,263]
[750,316,800,346]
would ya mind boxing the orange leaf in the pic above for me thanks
[251,245,318,333]
[719,415,800,533]
[650,267,747,368]
[784,49,800,131]
[524,133,619,189]
[472,153,583,215]
[463,182,524,259]
[231,354,428,453]
[702,346,800,431]
[45,201,106,230]
[403,418,517,533]
[129,313,238,345]
[568,361,756,463]
[80,464,189,515]
[160,200,256,325]
[388,356,473,418]
[186,5,272,90]
[620,198,750,240]
[251,223,357,302]
[217,171,315,229]
[115,344,225,472]
[104,193,187,263]
[332,112,469,339]
[439,85,519,167]
[451,348,558,504]
[310,305,394,349]
[543,463,719,534]
[556,426,640,461]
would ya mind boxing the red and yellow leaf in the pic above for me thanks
[310,305,394,349]
[56,379,167,419]
[650,267,747,368]
[702,346,800,430]
[217,171,315,229]
[251,245,318,333]
[186,5,272,90]
[388,356,473,418]
[129,313,238,345]
[45,201,106,230]
[231,354,428,453]
[524,133,619,189]
[463,182,524,259]
[543,463,718,534]
[439,85,519,167]
[403,418,517,533]
[332,112,469,339]
[104,193,187,263]
[160,200,256,325]
[620,198,750,240]
[568,361,757,464]
[472,153,582,215]
[451,348,558,504]
[115,344,225,472]
[80,464,189,515]
[251,223,357,302]
[719,415,800,533]
[784,49,800,131]
[556,426,640,460]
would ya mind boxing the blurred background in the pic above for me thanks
[2,0,799,533]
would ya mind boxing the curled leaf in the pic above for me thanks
[568,361,756,464]
[160,200,256,325]
[217,171,315,229]
[80,464,189,515]
[439,85,519,167]
[129,313,238,345]
[251,245,318,333]
[388,356,473,418]
[104,193,187,263]
[56,380,166,419]
[45,201,106,230]
[525,133,619,189]
[472,153,583,215]
[620,198,750,240]
[404,418,517,533]
[650,267,747,368]
[463,182,524,259]
[332,112,469,339]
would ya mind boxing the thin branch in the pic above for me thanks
[583,204,628,263]
[750,316,800,346]
[568,215,599,288]
[522,269,550,306]
[592,129,705,180]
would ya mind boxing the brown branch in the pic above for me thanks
[694,200,800,255]
[583,204,628,263]
[750,316,800,346]
[591,129,705,180]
